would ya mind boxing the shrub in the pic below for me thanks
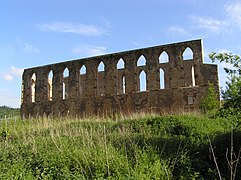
[200,83,220,114]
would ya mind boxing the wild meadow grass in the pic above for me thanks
[0,113,241,179]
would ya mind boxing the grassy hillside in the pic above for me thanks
[0,106,20,117]
[0,113,241,179]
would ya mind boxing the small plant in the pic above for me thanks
[200,82,220,114]
[0,131,7,140]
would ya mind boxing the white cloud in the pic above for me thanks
[225,1,241,29]
[10,66,24,77]
[190,16,226,32]
[167,26,189,36]
[1,66,23,81]
[37,22,108,36]
[3,74,14,81]
[23,43,40,54]
[72,45,107,57]
[190,2,241,35]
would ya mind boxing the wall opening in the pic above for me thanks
[182,47,193,60]
[48,70,53,101]
[97,61,105,96]
[63,82,66,100]
[117,58,125,69]
[79,65,86,96]
[137,55,146,66]
[63,67,69,100]
[192,66,196,86]
[122,75,126,94]
[80,65,86,75]
[31,73,36,102]
[139,70,146,92]
[159,51,169,63]
[98,61,105,72]
[160,68,165,89]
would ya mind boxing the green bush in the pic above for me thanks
[200,82,220,114]
[209,52,241,111]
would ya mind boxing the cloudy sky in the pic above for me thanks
[1,0,241,107]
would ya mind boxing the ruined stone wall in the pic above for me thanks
[21,39,219,118]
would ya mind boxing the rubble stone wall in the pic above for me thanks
[21,39,219,118]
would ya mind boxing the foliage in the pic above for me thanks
[0,106,20,117]
[200,82,220,114]
[221,76,241,109]
[0,113,240,179]
[209,52,241,110]
[209,52,241,76]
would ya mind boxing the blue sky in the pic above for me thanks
[1,0,241,107]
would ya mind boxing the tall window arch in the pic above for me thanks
[97,61,105,96]
[31,73,36,102]
[159,51,169,63]
[63,67,69,100]
[122,75,126,94]
[137,55,146,66]
[63,67,69,77]
[182,47,193,60]
[192,66,196,86]
[80,65,86,75]
[139,70,146,92]
[160,68,165,89]
[117,58,125,69]
[48,70,53,101]
[79,65,86,96]
[98,61,105,72]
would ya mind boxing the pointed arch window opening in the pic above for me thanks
[182,47,194,60]
[79,65,86,97]
[31,73,36,103]
[137,55,146,67]
[63,67,69,100]
[97,61,105,96]
[117,58,125,69]
[98,61,105,72]
[160,68,165,89]
[80,65,86,75]
[159,51,169,63]
[63,67,69,77]
[139,70,147,92]
[48,70,53,101]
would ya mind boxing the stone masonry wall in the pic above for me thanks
[21,39,219,118]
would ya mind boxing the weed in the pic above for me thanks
[0,113,240,179]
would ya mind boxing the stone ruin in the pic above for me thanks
[21,39,219,118]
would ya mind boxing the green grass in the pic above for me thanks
[0,106,20,117]
[0,113,241,179]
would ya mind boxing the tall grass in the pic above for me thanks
[0,113,240,179]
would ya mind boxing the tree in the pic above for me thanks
[200,82,219,113]
[209,52,241,109]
